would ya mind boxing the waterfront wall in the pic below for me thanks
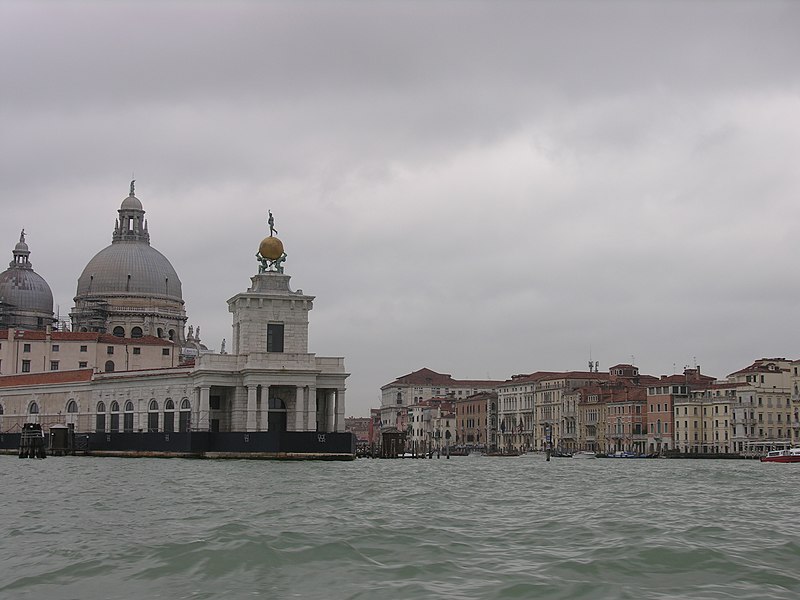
[0,430,356,459]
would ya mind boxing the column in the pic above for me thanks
[295,386,305,432]
[246,385,257,432]
[326,390,335,433]
[199,386,210,431]
[306,385,317,430]
[334,389,346,433]
[262,385,270,432]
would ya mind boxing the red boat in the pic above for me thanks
[760,448,800,463]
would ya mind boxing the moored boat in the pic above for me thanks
[572,450,597,459]
[760,448,800,463]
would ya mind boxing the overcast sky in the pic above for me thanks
[2,1,800,416]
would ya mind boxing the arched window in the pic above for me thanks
[110,401,120,433]
[164,399,175,433]
[67,400,78,413]
[105,360,115,372]
[112,326,125,337]
[148,400,159,432]
[168,329,175,341]
[157,328,164,338]
[131,326,143,338]
[179,398,191,432]
[96,401,106,433]
[124,401,134,433]
[0,404,4,415]
[29,402,39,414]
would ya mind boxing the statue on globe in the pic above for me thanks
[257,212,287,273]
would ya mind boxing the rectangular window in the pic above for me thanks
[80,345,88,352]
[22,359,31,372]
[133,347,141,355]
[162,348,170,356]
[267,323,285,352]
[79,361,88,368]
[52,344,59,352]
[23,343,31,353]
[107,346,114,355]
[50,361,59,371]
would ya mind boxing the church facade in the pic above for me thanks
[0,184,353,459]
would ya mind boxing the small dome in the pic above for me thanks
[14,241,29,253]
[0,268,53,313]
[259,236,284,260]
[121,194,143,211]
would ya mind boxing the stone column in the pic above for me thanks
[199,386,210,431]
[306,385,317,430]
[295,386,305,432]
[326,390,335,433]
[335,389,346,433]
[262,386,270,432]
[246,385,257,432]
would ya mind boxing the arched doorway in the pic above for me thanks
[124,401,134,432]
[164,399,175,433]
[179,398,191,432]
[268,397,287,432]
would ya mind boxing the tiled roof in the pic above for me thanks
[0,369,94,388]
[0,329,174,347]
[386,367,502,388]
[728,359,790,377]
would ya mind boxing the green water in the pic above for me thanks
[0,455,797,599]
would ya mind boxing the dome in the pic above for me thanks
[259,236,284,260]
[76,241,183,301]
[121,194,143,211]
[0,267,53,313]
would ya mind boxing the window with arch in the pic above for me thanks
[67,400,78,413]
[168,329,175,341]
[179,398,191,432]
[157,328,164,338]
[148,400,159,432]
[131,326,143,338]
[29,402,39,414]
[112,326,125,337]
[110,401,120,432]
[105,360,115,372]
[164,399,175,433]
[96,401,106,433]
[124,401,134,432]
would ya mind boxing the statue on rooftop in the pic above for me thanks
[130,180,136,195]
[19,229,25,243]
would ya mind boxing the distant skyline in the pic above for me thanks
[3,1,800,416]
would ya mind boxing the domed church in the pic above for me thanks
[70,182,187,343]
[0,230,55,330]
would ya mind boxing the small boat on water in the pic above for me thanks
[760,448,800,463]
[572,451,597,459]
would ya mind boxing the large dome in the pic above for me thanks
[76,241,183,300]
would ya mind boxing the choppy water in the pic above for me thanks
[0,455,798,600]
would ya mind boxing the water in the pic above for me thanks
[0,455,798,600]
